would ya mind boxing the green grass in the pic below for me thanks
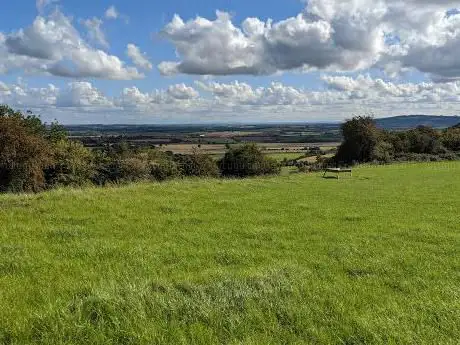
[1,162,459,344]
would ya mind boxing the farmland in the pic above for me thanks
[1,162,459,344]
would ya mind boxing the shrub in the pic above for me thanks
[150,160,180,181]
[174,152,219,178]
[45,140,95,187]
[442,127,460,152]
[406,126,442,154]
[0,110,53,193]
[219,144,280,177]
[96,158,149,184]
[372,141,394,163]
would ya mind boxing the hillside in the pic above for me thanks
[1,163,459,344]
[375,115,460,129]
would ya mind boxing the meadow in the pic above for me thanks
[0,162,459,344]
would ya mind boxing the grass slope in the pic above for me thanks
[1,163,459,344]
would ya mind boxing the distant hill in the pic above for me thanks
[375,115,460,129]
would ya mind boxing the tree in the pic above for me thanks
[0,105,46,136]
[442,127,460,152]
[372,140,394,163]
[219,143,280,177]
[47,121,68,143]
[335,116,382,164]
[406,126,442,154]
[0,112,53,192]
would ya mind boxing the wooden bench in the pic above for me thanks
[323,168,352,179]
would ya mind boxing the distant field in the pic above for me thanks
[158,142,339,155]
[1,163,459,344]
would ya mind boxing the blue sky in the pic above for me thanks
[0,0,460,123]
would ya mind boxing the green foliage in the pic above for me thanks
[47,121,68,143]
[0,163,459,344]
[220,143,281,177]
[372,140,394,163]
[335,115,460,165]
[118,157,151,182]
[0,105,47,136]
[406,126,443,154]
[150,159,180,181]
[335,116,381,164]
[0,107,53,192]
[442,127,460,151]
[174,150,220,177]
[45,140,95,187]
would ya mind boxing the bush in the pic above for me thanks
[0,109,53,193]
[174,152,219,178]
[150,160,180,181]
[219,144,280,177]
[442,127,460,151]
[118,157,151,182]
[45,140,95,187]
[406,126,443,154]
[372,141,394,163]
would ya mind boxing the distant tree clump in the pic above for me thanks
[219,143,280,177]
[334,115,460,166]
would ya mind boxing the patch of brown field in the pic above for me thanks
[158,143,339,155]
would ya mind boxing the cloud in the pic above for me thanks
[81,17,108,48]
[36,0,58,12]
[0,80,59,107]
[158,9,384,76]
[159,1,460,80]
[56,82,113,107]
[166,83,199,100]
[322,74,460,102]
[115,83,200,111]
[1,76,460,123]
[1,11,142,80]
[126,44,152,71]
[197,80,338,106]
[105,6,119,20]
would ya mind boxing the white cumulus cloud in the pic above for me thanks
[126,44,152,71]
[159,1,460,81]
[0,11,143,80]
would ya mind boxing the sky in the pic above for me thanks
[1,0,460,124]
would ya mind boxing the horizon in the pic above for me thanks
[55,114,460,126]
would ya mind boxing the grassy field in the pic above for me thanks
[265,153,306,162]
[1,162,459,344]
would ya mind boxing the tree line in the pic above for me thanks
[1,105,459,193]
[334,115,460,165]
[0,105,280,193]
